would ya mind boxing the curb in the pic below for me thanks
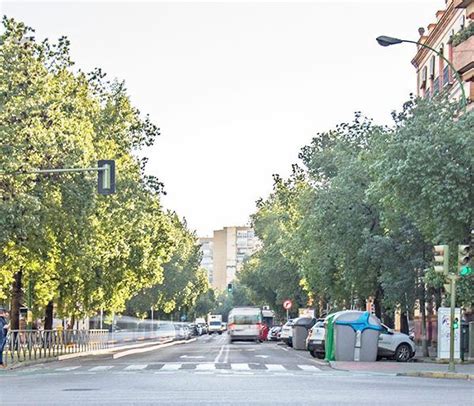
[397,371,473,380]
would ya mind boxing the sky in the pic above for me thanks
[2,0,446,236]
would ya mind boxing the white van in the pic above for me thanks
[228,307,262,343]
[208,314,223,334]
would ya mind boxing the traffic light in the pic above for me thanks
[453,317,459,329]
[227,283,233,293]
[98,160,116,195]
[458,245,472,276]
[433,245,449,275]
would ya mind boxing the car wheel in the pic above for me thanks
[395,343,412,362]
[309,349,317,358]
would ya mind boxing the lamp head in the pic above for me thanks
[376,36,404,47]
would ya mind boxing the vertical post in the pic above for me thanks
[286,308,289,322]
[99,308,103,330]
[448,275,456,372]
[151,307,154,335]
[27,278,33,330]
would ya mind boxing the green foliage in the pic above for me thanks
[450,22,474,47]
[242,97,473,319]
[0,17,212,321]
[239,167,310,318]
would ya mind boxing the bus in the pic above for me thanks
[228,307,263,343]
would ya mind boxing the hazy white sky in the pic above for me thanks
[2,0,446,236]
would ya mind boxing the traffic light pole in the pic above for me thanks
[448,274,456,373]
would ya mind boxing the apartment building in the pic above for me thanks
[199,226,258,290]
[411,0,473,109]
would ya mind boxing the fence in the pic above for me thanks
[2,329,109,366]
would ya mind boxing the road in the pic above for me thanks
[0,334,472,405]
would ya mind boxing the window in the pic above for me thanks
[443,66,450,87]
[420,66,427,88]
[429,55,435,78]
[433,77,439,95]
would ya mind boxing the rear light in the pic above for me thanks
[228,323,235,330]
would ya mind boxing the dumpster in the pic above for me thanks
[330,311,382,362]
[292,317,316,350]
[460,322,469,361]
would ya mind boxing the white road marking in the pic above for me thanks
[124,364,148,370]
[55,366,81,372]
[180,355,205,359]
[160,363,182,371]
[223,345,230,363]
[265,364,286,371]
[89,366,114,371]
[298,364,321,372]
[255,355,269,358]
[231,363,251,370]
[214,343,226,363]
[195,363,216,371]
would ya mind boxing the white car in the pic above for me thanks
[377,324,416,362]
[280,319,295,347]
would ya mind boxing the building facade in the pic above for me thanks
[199,226,258,290]
[411,0,473,110]
[198,237,214,285]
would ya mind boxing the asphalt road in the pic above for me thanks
[0,334,472,405]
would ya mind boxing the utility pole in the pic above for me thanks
[447,274,457,372]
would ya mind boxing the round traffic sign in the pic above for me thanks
[283,299,292,310]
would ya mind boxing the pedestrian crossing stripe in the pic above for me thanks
[88,366,114,371]
[124,364,148,370]
[266,364,286,371]
[52,363,322,373]
[195,363,216,370]
[55,366,81,371]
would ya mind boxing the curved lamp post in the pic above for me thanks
[376,35,467,113]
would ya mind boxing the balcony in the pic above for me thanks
[453,32,474,82]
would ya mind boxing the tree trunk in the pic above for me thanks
[374,285,383,319]
[44,300,54,330]
[419,276,429,357]
[10,269,23,330]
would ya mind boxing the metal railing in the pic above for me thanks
[3,329,109,366]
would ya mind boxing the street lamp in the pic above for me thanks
[376,35,467,112]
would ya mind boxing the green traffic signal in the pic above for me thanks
[460,265,472,276]
[227,283,233,293]
[453,318,459,329]
[458,245,471,276]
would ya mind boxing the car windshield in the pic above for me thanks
[1,2,470,404]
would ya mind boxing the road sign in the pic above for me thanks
[283,300,292,310]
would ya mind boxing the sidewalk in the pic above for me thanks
[329,360,474,380]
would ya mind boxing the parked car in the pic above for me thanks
[306,321,416,362]
[306,320,325,358]
[378,324,416,362]
[280,319,295,347]
[268,326,282,341]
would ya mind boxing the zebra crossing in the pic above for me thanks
[46,362,322,375]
